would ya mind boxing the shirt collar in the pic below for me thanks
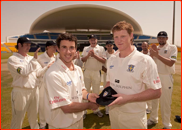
[44,51,56,59]
[158,43,169,49]
[13,52,30,58]
[56,58,77,72]
[116,46,137,58]
[89,44,99,48]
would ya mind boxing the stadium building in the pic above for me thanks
[1,4,160,53]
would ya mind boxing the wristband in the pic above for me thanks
[86,93,90,100]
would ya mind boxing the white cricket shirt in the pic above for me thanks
[82,44,106,71]
[7,53,45,88]
[153,43,177,75]
[44,58,86,128]
[107,48,161,113]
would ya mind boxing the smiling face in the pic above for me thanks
[89,38,97,47]
[113,30,133,52]
[57,40,76,65]
[141,42,149,51]
[18,42,31,54]
[105,44,114,52]
[47,45,57,54]
[157,37,168,46]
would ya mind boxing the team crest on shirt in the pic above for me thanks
[17,67,21,74]
[103,91,108,97]
[171,56,177,59]
[164,50,167,53]
[127,65,135,72]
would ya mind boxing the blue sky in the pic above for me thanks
[1,1,181,46]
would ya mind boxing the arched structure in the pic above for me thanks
[30,4,143,35]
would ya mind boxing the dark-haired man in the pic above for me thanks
[148,31,177,129]
[37,41,56,129]
[8,37,49,129]
[44,33,99,129]
[102,40,115,115]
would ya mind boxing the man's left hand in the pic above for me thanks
[149,44,159,58]
[108,93,131,106]
[90,50,95,57]
[88,93,99,103]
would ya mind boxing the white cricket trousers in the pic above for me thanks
[84,69,101,94]
[149,74,173,128]
[84,69,101,112]
[11,87,39,129]
[39,84,46,128]
[103,72,107,87]
[48,118,83,129]
[160,74,173,128]
[109,106,147,129]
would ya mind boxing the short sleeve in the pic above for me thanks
[100,46,107,59]
[81,47,87,57]
[8,56,39,76]
[45,71,72,109]
[142,56,161,90]
[169,45,177,61]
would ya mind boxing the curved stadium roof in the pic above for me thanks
[30,4,143,35]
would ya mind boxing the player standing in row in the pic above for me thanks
[7,37,50,129]
[81,34,106,118]
[105,21,162,129]
[141,41,152,114]
[44,33,99,129]
[37,41,56,129]
[102,40,115,115]
[148,31,177,129]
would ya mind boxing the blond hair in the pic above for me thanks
[111,21,134,35]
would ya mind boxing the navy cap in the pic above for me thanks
[88,34,97,39]
[96,86,117,106]
[17,37,32,44]
[175,115,181,123]
[157,31,168,37]
[106,40,113,45]
[46,41,56,47]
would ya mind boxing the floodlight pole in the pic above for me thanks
[172,1,175,45]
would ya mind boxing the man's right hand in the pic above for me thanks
[34,48,41,59]
[88,93,99,103]
[87,49,93,57]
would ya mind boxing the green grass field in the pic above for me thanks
[1,52,181,129]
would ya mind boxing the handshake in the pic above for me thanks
[86,87,117,111]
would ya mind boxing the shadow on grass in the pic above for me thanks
[147,124,157,129]
[22,126,31,129]
[84,109,110,129]
[174,118,181,123]
[22,123,49,129]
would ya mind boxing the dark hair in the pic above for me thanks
[15,43,23,49]
[56,33,77,48]
[112,21,134,35]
